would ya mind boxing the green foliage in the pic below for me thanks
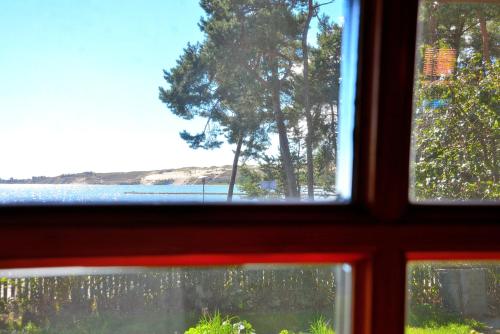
[412,54,499,200]
[244,310,332,334]
[159,0,345,199]
[406,323,473,334]
[22,322,43,334]
[412,0,499,201]
[185,312,255,334]
[406,288,486,334]
[0,312,200,334]
[309,317,335,334]
[237,161,286,199]
[407,264,440,307]
[313,147,336,194]
[406,264,491,333]
[237,166,269,199]
[407,303,461,328]
[407,303,488,334]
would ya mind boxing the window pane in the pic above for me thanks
[409,1,499,202]
[0,264,352,334]
[406,261,500,334]
[0,0,359,204]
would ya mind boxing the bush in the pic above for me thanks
[185,312,255,334]
[407,303,487,332]
[278,316,335,334]
[407,303,461,328]
[309,317,335,334]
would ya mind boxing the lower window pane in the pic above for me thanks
[407,261,500,334]
[0,264,351,334]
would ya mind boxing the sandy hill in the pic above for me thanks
[0,166,236,185]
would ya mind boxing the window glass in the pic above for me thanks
[0,0,359,204]
[409,0,499,202]
[0,264,352,334]
[406,261,500,334]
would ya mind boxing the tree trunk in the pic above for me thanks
[477,9,491,65]
[227,134,244,202]
[451,18,464,76]
[271,65,299,198]
[303,0,315,200]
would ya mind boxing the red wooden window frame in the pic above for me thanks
[0,0,499,334]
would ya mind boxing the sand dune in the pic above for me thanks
[0,166,236,185]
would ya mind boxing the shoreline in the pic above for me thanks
[0,166,241,186]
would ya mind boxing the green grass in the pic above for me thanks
[0,312,200,334]
[0,310,334,334]
[239,310,333,334]
[1,307,485,334]
[185,312,255,334]
[310,317,335,334]
[406,323,473,334]
[405,303,488,334]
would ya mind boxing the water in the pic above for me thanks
[0,184,245,204]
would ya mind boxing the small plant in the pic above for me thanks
[22,321,43,334]
[464,318,487,332]
[309,317,334,334]
[407,303,461,328]
[185,312,255,334]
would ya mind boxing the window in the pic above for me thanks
[0,0,358,204]
[0,264,352,333]
[409,0,499,202]
[0,1,498,334]
[407,261,500,333]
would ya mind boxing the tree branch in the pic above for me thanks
[314,0,334,10]
[240,59,269,87]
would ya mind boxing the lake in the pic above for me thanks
[0,184,245,204]
[0,184,339,204]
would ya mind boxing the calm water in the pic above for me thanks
[0,184,244,204]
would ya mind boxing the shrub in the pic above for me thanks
[185,312,255,334]
[309,317,335,334]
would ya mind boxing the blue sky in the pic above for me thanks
[0,0,344,179]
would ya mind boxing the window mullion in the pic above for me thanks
[360,0,419,222]
[370,248,407,334]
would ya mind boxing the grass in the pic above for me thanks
[310,317,335,334]
[0,310,333,334]
[1,306,487,334]
[406,323,473,334]
[185,312,255,334]
[406,303,487,334]
[239,310,333,334]
[0,312,200,334]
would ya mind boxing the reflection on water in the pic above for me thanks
[0,184,338,204]
[0,184,240,204]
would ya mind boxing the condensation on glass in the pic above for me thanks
[0,0,360,205]
[406,261,500,333]
[409,1,499,202]
[0,264,352,334]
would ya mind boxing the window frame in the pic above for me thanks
[0,0,499,334]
